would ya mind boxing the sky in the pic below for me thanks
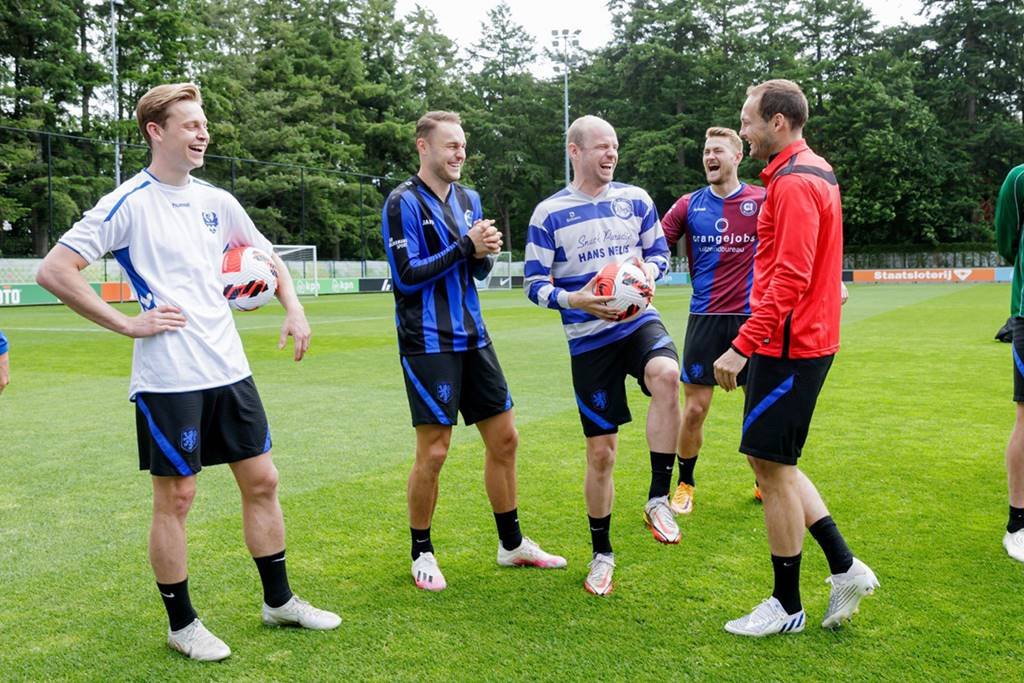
[394,0,926,76]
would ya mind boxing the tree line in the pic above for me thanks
[1,0,1022,260]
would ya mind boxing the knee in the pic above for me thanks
[647,363,680,401]
[682,401,709,427]
[587,442,616,475]
[157,479,196,519]
[243,464,280,501]
[489,427,519,463]
[747,457,790,491]
[418,435,451,474]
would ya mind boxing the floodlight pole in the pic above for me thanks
[110,0,124,185]
[551,29,580,187]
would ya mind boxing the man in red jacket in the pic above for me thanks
[714,79,878,637]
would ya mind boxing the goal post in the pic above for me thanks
[477,251,513,291]
[272,244,319,296]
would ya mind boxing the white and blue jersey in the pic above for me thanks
[0,329,7,355]
[524,182,670,355]
[59,169,273,398]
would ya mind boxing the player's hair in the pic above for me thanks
[705,127,742,152]
[416,111,462,142]
[747,79,808,130]
[136,83,203,145]
[567,115,613,148]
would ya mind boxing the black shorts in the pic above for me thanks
[401,344,512,427]
[740,354,834,465]
[571,320,678,437]
[681,313,750,386]
[1013,317,1024,402]
[135,376,270,477]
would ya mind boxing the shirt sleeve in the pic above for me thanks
[58,190,133,263]
[639,192,669,279]
[996,166,1024,265]
[468,192,495,281]
[0,330,8,356]
[382,192,472,294]
[661,194,690,249]
[733,176,820,357]
[222,194,273,255]
[524,207,571,310]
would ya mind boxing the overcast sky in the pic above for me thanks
[395,0,926,76]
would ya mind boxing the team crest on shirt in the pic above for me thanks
[592,389,609,411]
[435,382,454,404]
[740,200,757,217]
[202,211,219,232]
[464,209,474,226]
[689,363,705,380]
[180,427,199,454]
[611,198,633,219]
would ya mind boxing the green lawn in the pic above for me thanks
[0,283,1017,680]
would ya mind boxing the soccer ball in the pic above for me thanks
[593,259,653,321]
[221,246,278,311]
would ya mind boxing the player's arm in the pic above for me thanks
[660,195,689,250]
[36,244,186,337]
[269,252,310,362]
[470,219,502,280]
[995,167,1024,265]
[639,200,670,285]
[0,331,8,394]
[524,219,617,319]
[731,177,821,357]
[384,196,487,293]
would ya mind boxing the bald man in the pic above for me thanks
[524,115,681,596]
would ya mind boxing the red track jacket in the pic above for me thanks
[732,140,843,359]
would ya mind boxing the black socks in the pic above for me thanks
[411,527,434,560]
[253,549,294,608]
[494,508,524,551]
[808,516,854,575]
[588,514,612,555]
[157,578,198,632]
[770,553,802,615]
[677,455,697,486]
[1009,506,1024,533]
[648,451,676,499]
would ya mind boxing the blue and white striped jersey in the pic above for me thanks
[524,182,670,355]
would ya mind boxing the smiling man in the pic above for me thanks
[36,83,339,661]
[524,115,681,596]
[382,111,566,593]
[661,127,765,515]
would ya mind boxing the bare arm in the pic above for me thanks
[36,244,185,337]
[270,252,311,361]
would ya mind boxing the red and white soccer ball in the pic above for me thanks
[593,259,653,321]
[221,246,278,311]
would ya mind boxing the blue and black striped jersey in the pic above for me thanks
[382,175,494,355]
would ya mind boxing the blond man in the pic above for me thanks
[37,83,339,661]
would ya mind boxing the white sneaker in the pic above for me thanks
[643,496,681,544]
[584,553,615,596]
[497,537,568,568]
[1004,529,1024,562]
[821,557,880,629]
[724,597,805,637]
[167,618,231,661]
[262,595,341,630]
[411,552,447,592]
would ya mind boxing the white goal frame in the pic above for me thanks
[478,251,513,291]
[273,244,319,296]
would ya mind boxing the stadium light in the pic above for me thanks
[110,0,124,185]
[551,28,581,186]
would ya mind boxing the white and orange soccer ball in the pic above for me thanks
[221,246,278,311]
[593,258,653,321]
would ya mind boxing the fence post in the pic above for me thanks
[300,167,306,241]
[359,179,366,278]
[230,157,236,194]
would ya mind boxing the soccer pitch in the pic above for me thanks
[0,283,1016,680]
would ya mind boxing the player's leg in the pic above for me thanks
[218,378,340,630]
[400,353,460,590]
[136,390,231,661]
[584,433,618,595]
[1005,322,1024,561]
[674,382,713,514]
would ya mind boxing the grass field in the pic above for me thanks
[0,283,1018,680]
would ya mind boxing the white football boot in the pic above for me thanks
[584,553,616,596]
[497,537,568,568]
[724,597,805,637]
[643,496,681,544]
[411,552,447,592]
[262,595,341,630]
[821,557,880,629]
[167,618,231,661]
[1004,529,1024,563]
